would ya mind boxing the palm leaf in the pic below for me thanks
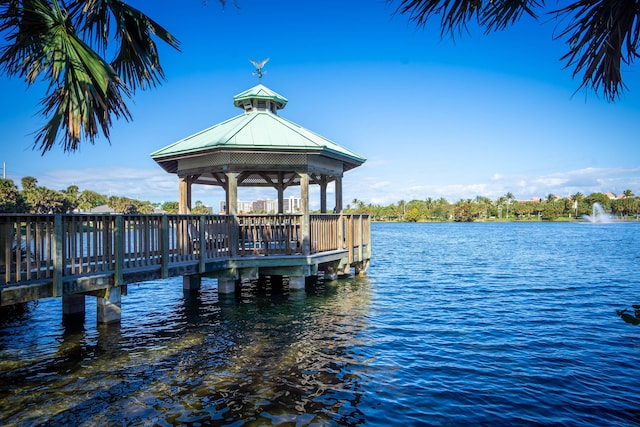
[1,0,180,153]
[1,0,130,152]
[394,0,483,37]
[77,0,181,90]
[480,0,542,32]
[551,0,640,100]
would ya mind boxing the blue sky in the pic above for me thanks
[1,0,639,209]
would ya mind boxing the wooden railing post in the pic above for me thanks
[300,173,310,256]
[199,215,206,272]
[365,216,372,258]
[114,216,124,286]
[52,215,64,297]
[358,215,364,262]
[161,215,169,278]
[230,215,239,257]
[347,215,353,263]
[338,214,344,250]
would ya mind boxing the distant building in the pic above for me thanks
[283,196,301,213]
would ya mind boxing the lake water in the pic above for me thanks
[1,222,640,426]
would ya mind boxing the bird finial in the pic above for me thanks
[249,57,269,82]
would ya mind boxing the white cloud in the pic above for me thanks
[26,166,640,208]
[350,167,640,204]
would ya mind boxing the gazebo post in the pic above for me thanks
[334,176,343,213]
[300,172,310,256]
[226,173,238,215]
[226,172,240,261]
[178,176,192,214]
[277,173,284,214]
[287,172,311,291]
[320,177,327,214]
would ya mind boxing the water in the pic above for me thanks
[1,222,640,426]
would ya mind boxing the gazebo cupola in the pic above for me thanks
[150,66,365,224]
[233,84,288,114]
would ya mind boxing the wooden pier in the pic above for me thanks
[1,213,370,323]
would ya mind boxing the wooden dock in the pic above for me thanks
[0,213,370,323]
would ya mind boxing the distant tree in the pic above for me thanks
[191,200,212,215]
[398,199,406,220]
[405,206,422,222]
[63,184,79,199]
[453,200,473,222]
[395,0,639,100]
[611,196,639,219]
[21,176,37,191]
[541,203,557,221]
[504,192,515,220]
[585,192,611,211]
[432,197,452,221]
[62,184,79,211]
[572,192,585,217]
[0,179,26,212]
[161,201,179,214]
[623,189,635,198]
[77,190,107,211]
[108,196,138,214]
[23,185,67,213]
[474,195,491,219]
[136,201,155,214]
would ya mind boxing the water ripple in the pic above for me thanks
[1,222,640,425]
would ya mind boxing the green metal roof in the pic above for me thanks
[233,84,288,108]
[151,111,365,165]
[151,84,365,176]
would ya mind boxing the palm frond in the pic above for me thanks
[394,0,485,37]
[480,0,542,32]
[1,0,180,153]
[1,0,131,152]
[394,0,543,36]
[80,0,181,90]
[552,0,640,100]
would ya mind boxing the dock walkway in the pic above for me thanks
[1,213,370,323]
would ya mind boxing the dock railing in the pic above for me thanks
[1,213,370,288]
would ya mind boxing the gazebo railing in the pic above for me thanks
[237,214,301,256]
[0,213,370,287]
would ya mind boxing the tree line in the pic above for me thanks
[0,176,211,215]
[343,191,640,222]
[2,176,638,222]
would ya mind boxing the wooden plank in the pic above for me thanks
[53,215,63,297]
[114,216,124,286]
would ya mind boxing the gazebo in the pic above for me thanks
[0,79,370,320]
[151,83,366,219]
[149,77,370,291]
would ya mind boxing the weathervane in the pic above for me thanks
[249,57,269,82]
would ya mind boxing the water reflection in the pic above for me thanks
[0,276,372,426]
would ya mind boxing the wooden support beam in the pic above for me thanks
[161,215,169,278]
[334,176,343,213]
[53,215,63,297]
[226,172,238,215]
[319,177,328,214]
[277,172,284,214]
[179,176,192,214]
[300,172,310,256]
[114,216,124,286]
